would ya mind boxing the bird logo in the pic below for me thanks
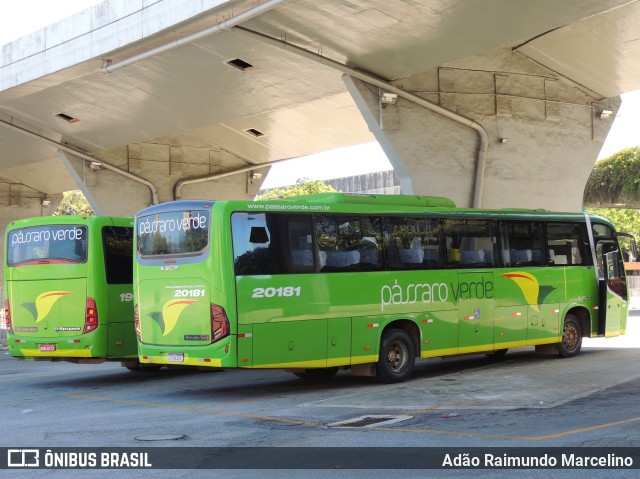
[500,272,555,312]
[21,291,72,322]
[148,299,199,336]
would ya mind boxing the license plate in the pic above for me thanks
[167,353,184,362]
[39,344,56,352]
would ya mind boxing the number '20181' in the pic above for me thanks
[252,287,301,298]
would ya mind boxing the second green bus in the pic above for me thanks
[4,215,143,369]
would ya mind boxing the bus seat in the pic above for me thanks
[461,250,484,265]
[400,248,424,264]
[292,249,313,267]
[531,249,543,263]
[548,249,556,264]
[424,248,440,262]
[502,249,511,264]
[512,249,532,264]
[359,248,378,265]
[327,251,360,268]
[483,249,494,265]
[386,238,401,268]
[554,254,567,265]
[447,248,461,262]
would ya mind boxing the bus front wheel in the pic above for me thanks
[376,328,415,383]
[558,314,582,358]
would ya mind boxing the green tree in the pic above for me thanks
[54,191,95,216]
[583,146,640,244]
[583,146,640,207]
[256,178,338,200]
[584,207,640,239]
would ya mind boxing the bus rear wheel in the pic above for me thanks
[376,328,415,383]
[559,314,582,358]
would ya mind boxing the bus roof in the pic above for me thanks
[135,194,614,228]
[278,193,456,208]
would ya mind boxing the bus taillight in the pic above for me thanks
[4,299,13,334]
[210,304,230,343]
[134,304,141,339]
[84,298,99,334]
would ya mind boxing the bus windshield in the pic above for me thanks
[137,209,209,257]
[7,225,87,266]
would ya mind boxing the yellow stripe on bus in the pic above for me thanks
[19,349,93,358]
[250,359,329,369]
[525,337,561,346]
[421,347,458,358]
[248,355,378,370]
[141,356,223,367]
[421,337,562,358]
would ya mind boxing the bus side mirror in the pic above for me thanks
[616,232,638,263]
[249,227,269,244]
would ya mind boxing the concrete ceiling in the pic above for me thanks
[1,0,640,195]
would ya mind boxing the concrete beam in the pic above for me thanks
[59,144,268,217]
[346,48,619,210]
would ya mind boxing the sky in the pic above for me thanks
[1,0,639,189]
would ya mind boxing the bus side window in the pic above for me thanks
[232,212,274,275]
[382,216,442,270]
[314,215,382,272]
[102,226,133,284]
[546,222,592,267]
[233,213,315,275]
[444,219,496,268]
[288,217,315,273]
[499,221,545,267]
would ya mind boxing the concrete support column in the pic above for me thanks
[345,48,619,210]
[60,145,269,217]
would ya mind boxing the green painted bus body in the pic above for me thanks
[134,194,628,376]
[4,216,136,362]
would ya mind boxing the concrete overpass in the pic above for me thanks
[1,0,640,228]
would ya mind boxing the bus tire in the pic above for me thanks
[558,314,582,358]
[376,328,415,383]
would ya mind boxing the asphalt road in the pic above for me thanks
[1,314,639,479]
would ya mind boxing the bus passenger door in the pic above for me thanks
[597,242,628,337]
[457,272,494,353]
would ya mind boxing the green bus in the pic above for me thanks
[133,194,628,383]
[4,215,141,368]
